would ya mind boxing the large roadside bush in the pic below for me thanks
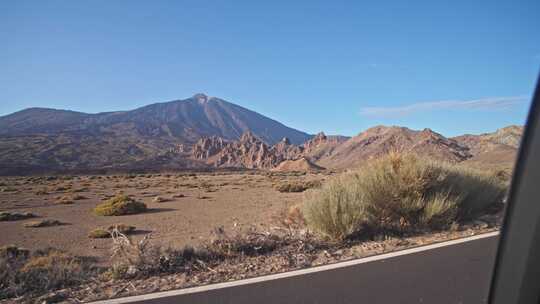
[303,153,506,240]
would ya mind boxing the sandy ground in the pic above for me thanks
[0,172,328,261]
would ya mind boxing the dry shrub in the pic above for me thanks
[303,152,506,240]
[107,228,323,280]
[303,174,368,240]
[34,189,48,196]
[108,231,193,279]
[0,187,17,193]
[281,204,306,228]
[0,247,95,299]
[55,198,75,205]
[88,224,136,239]
[94,195,147,216]
[71,194,87,200]
[0,212,35,221]
[206,228,280,257]
[275,180,321,193]
[24,219,63,228]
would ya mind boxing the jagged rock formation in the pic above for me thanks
[191,132,304,169]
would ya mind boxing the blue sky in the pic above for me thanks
[1,1,539,137]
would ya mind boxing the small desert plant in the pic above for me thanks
[88,224,136,238]
[0,187,17,193]
[275,180,321,193]
[55,197,75,205]
[0,211,35,221]
[93,195,147,216]
[34,189,49,196]
[108,231,162,278]
[24,219,63,228]
[303,153,506,240]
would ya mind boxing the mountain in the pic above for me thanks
[0,93,523,175]
[315,126,471,169]
[0,94,312,174]
[0,94,311,145]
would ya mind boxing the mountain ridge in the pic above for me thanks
[0,94,524,175]
[0,94,312,145]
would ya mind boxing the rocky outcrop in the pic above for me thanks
[302,132,349,161]
[191,132,304,169]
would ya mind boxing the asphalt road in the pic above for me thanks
[98,233,499,304]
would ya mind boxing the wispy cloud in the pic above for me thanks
[359,96,528,118]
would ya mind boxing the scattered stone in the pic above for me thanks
[152,196,169,203]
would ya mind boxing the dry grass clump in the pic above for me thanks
[0,187,18,193]
[55,198,74,205]
[88,224,136,239]
[34,189,49,196]
[0,247,96,299]
[107,228,324,280]
[303,152,506,240]
[24,219,63,228]
[275,180,321,193]
[71,194,87,200]
[93,195,147,216]
[0,211,36,221]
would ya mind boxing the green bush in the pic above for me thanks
[303,153,506,240]
[93,195,147,216]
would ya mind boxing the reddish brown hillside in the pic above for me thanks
[317,126,471,169]
[272,157,325,172]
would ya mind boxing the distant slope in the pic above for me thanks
[302,132,350,162]
[271,157,325,172]
[453,125,523,172]
[316,126,471,169]
[0,93,311,145]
